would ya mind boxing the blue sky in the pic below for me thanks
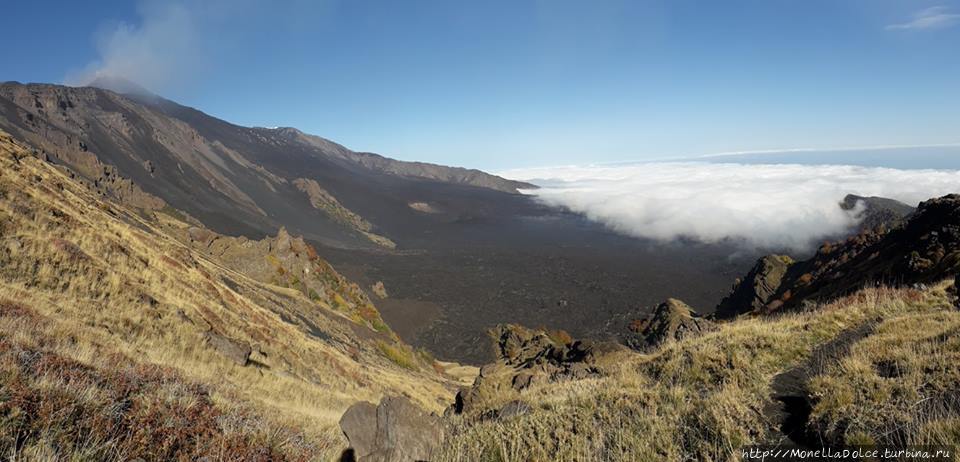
[3,0,959,170]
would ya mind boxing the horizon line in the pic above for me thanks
[496,142,960,176]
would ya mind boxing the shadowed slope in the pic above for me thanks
[716,194,960,319]
[0,82,531,251]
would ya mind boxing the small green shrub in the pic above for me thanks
[377,341,418,371]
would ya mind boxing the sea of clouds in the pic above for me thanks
[500,162,960,252]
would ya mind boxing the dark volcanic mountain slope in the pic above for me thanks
[143,98,545,243]
[0,81,752,364]
[716,194,960,318]
[0,81,531,249]
[273,127,534,193]
[840,194,915,233]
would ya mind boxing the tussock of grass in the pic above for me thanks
[808,285,960,446]
[377,341,420,371]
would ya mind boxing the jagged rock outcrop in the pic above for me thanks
[174,225,395,336]
[718,194,960,318]
[714,255,794,319]
[450,325,605,416]
[797,194,960,300]
[493,324,597,374]
[292,178,395,248]
[339,396,445,462]
[623,298,715,351]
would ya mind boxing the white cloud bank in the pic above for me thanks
[501,162,960,251]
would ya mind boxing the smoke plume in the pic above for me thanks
[64,1,199,92]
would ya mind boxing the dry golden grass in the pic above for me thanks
[808,285,960,446]
[438,285,957,462]
[436,361,482,387]
[0,132,459,460]
[0,300,320,461]
[4,129,958,461]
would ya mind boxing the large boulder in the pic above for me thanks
[203,331,251,366]
[339,396,445,462]
[493,324,560,366]
[624,298,714,351]
[450,325,604,417]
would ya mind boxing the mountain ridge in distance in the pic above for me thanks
[86,75,538,195]
[0,79,532,248]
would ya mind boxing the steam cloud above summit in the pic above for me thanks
[64,1,200,91]
[501,162,960,251]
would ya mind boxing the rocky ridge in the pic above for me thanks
[715,194,960,318]
[0,81,535,252]
[273,126,536,194]
[622,298,716,351]
[448,324,608,419]
[841,193,915,233]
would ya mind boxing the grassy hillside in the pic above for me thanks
[3,126,958,461]
[440,283,960,461]
[0,131,462,460]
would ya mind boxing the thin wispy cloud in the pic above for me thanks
[501,162,960,252]
[697,142,960,159]
[886,6,960,31]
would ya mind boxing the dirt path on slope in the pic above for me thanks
[764,320,879,448]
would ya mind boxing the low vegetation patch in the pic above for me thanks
[438,284,956,461]
[0,137,456,461]
[0,301,317,461]
[377,341,419,371]
[808,290,960,446]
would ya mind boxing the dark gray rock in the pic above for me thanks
[449,386,474,416]
[449,325,603,417]
[339,396,445,462]
[204,331,251,366]
[561,361,600,380]
[715,255,794,319]
[497,400,532,419]
[955,274,960,309]
[624,298,715,351]
[340,402,379,460]
[511,371,536,391]
[493,324,557,366]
